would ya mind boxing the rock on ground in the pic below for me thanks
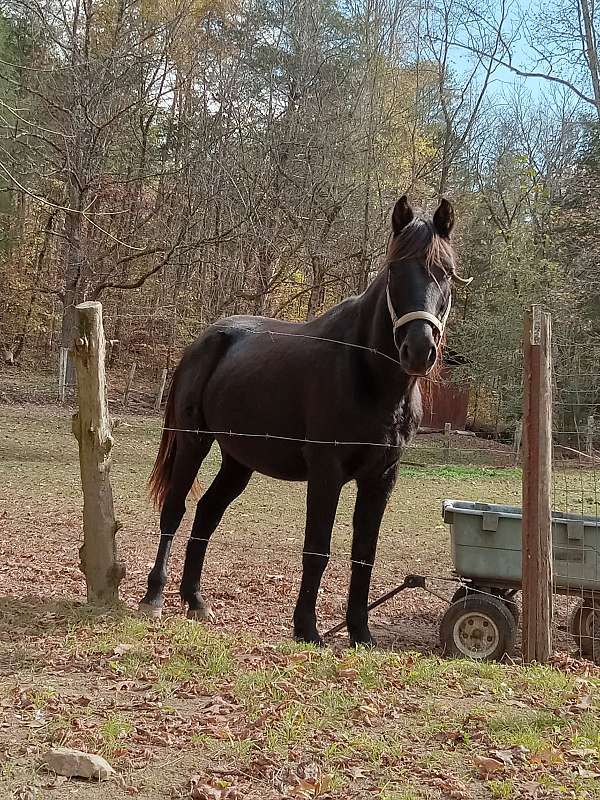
[41,747,115,780]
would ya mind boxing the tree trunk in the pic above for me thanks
[580,0,600,119]
[61,198,85,388]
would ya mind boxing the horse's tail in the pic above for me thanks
[148,366,180,510]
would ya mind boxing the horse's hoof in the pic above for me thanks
[186,602,215,623]
[351,636,376,649]
[137,602,163,620]
[348,625,376,648]
[294,632,325,647]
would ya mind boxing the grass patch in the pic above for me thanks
[344,730,405,765]
[316,687,357,723]
[98,714,134,756]
[516,663,573,693]
[488,779,515,799]
[234,667,289,713]
[264,702,312,753]
[486,710,567,752]
[163,620,234,678]
[397,464,521,480]
[25,687,57,709]
[192,734,257,763]
[574,713,600,754]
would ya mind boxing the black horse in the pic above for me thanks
[139,196,469,646]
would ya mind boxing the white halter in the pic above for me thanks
[386,281,452,338]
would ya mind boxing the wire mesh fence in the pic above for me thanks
[551,339,600,666]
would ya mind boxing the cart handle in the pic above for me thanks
[323,574,426,638]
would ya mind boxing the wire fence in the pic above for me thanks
[551,339,600,665]
[3,306,600,665]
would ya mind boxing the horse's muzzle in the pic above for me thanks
[397,325,438,376]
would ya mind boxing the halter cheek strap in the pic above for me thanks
[386,283,452,338]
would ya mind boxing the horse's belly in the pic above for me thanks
[213,434,308,481]
[203,356,309,480]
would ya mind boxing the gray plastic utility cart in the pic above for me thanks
[324,499,600,661]
[440,500,600,661]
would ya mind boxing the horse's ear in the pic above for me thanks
[391,195,414,234]
[433,198,455,238]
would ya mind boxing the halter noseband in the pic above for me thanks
[385,273,452,339]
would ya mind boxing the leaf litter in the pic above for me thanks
[2,405,600,798]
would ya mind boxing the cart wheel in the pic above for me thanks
[502,595,520,626]
[450,586,469,604]
[440,595,517,661]
[451,587,520,626]
[569,600,600,660]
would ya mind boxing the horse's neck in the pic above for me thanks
[309,268,414,398]
[354,269,397,360]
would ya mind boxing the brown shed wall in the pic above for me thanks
[421,368,469,430]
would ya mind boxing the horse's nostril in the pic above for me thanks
[427,345,437,368]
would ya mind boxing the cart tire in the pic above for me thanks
[450,586,469,604]
[503,596,520,626]
[569,600,600,660]
[440,595,517,661]
[451,587,520,626]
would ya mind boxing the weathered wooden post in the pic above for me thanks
[72,301,124,604]
[586,415,594,457]
[123,362,136,408]
[444,422,451,461]
[58,346,68,404]
[513,419,523,465]
[522,305,553,663]
[155,367,168,412]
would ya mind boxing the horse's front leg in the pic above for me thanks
[293,466,343,645]
[346,468,397,646]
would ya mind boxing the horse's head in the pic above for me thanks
[385,195,470,377]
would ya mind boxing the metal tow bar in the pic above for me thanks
[323,574,426,638]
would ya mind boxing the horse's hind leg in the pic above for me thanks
[139,436,213,618]
[180,454,252,620]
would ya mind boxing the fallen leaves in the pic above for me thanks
[113,643,136,657]
[2,416,600,800]
[183,775,244,800]
[489,746,529,766]
[274,762,333,799]
[473,754,504,778]
[530,747,564,766]
[11,788,38,800]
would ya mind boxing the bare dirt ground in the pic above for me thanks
[1,402,599,800]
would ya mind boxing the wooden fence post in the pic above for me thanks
[123,361,136,408]
[586,415,594,457]
[155,367,168,411]
[522,305,553,663]
[444,422,451,461]
[72,301,124,605]
[513,419,523,465]
[58,346,68,403]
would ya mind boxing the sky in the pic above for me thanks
[449,0,581,108]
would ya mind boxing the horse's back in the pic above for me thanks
[170,309,412,481]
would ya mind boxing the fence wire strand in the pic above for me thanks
[8,305,600,665]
